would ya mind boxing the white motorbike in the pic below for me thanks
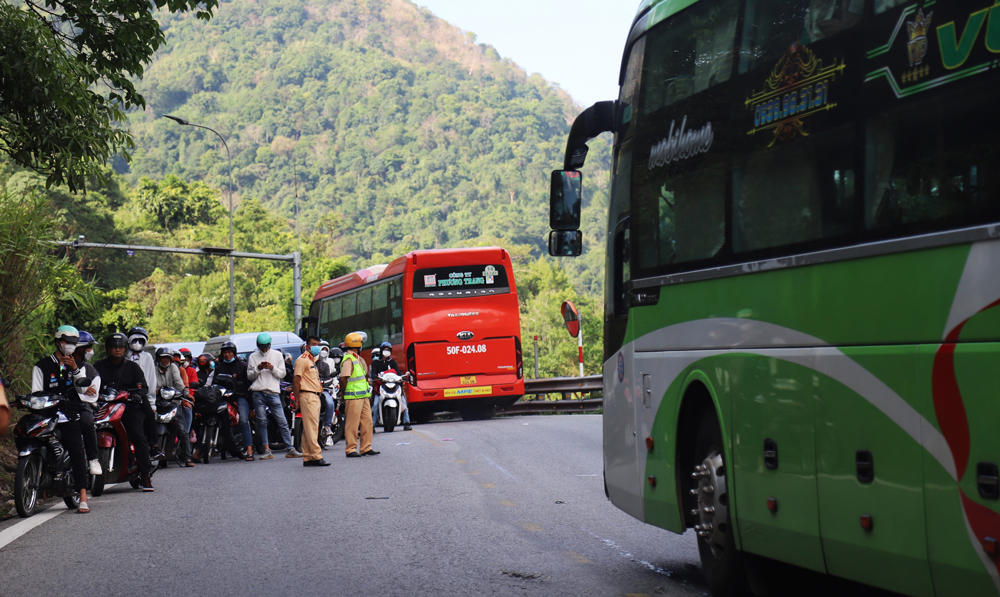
[377,370,407,433]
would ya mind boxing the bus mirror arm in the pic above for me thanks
[563,100,616,170]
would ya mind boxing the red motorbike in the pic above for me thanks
[90,386,155,495]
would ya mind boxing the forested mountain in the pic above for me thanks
[124,0,611,295]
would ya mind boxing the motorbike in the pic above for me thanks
[12,379,93,517]
[376,370,408,433]
[193,374,237,464]
[155,386,182,468]
[326,377,345,445]
[91,385,156,496]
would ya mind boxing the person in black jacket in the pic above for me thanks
[208,342,253,459]
[93,332,155,492]
[370,342,411,431]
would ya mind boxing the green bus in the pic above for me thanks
[547,1,1000,595]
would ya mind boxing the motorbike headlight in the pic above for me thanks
[26,395,58,410]
[158,410,177,423]
[161,388,177,400]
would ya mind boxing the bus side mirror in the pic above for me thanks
[550,170,582,230]
[548,230,582,257]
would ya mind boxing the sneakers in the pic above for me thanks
[150,448,166,462]
[286,448,303,458]
[259,450,274,460]
[88,459,103,475]
[403,425,412,431]
[321,425,332,436]
[141,475,155,492]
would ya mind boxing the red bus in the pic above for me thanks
[306,247,524,421]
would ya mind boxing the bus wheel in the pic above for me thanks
[691,409,750,597]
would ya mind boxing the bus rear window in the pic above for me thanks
[412,265,510,299]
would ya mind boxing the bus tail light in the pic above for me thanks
[406,343,416,382]
[514,337,523,379]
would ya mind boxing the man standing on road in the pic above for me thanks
[294,336,330,467]
[125,327,164,460]
[246,333,302,459]
[341,332,379,458]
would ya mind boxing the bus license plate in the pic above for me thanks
[460,376,477,385]
[447,344,487,355]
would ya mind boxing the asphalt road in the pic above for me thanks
[0,415,709,596]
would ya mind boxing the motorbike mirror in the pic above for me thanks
[75,377,93,387]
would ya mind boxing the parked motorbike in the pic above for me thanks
[12,379,93,517]
[155,387,182,468]
[377,370,408,433]
[325,377,345,445]
[91,385,156,496]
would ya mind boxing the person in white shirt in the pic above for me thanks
[246,333,301,459]
[125,326,165,460]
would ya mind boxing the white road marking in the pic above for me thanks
[0,483,119,551]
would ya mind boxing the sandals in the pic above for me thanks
[78,502,90,514]
[245,451,255,461]
[184,460,196,467]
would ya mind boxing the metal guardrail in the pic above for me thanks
[498,398,603,415]
[523,375,602,395]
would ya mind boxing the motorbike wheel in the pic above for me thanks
[383,407,397,433]
[91,448,112,497]
[332,414,345,444]
[14,454,41,518]
[292,419,303,452]
[229,425,247,458]
[129,477,140,489]
[63,492,81,511]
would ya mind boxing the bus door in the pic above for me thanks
[815,346,932,596]
[605,218,644,519]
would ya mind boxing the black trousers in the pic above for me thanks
[79,406,99,462]
[58,419,89,492]
[122,402,153,475]
[141,397,159,449]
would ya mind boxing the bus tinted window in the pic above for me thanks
[641,0,738,115]
[372,284,387,310]
[342,292,356,318]
[358,287,371,314]
[739,0,863,74]
[412,265,510,298]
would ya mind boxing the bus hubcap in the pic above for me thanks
[691,451,728,559]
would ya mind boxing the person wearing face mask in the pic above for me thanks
[71,331,103,475]
[94,333,155,491]
[246,333,301,459]
[293,336,330,466]
[196,354,215,386]
[314,340,337,439]
[30,326,93,511]
[370,342,411,431]
[154,347,193,466]
[209,342,252,459]
[125,327,164,460]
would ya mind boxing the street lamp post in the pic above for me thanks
[163,115,236,335]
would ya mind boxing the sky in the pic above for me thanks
[415,0,639,108]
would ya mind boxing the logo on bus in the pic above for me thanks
[647,115,713,169]
[747,43,844,147]
[457,331,474,341]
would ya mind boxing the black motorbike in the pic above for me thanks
[193,375,237,464]
[12,378,93,517]
[155,386,184,468]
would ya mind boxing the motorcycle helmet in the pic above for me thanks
[55,325,80,356]
[256,332,272,350]
[319,339,330,359]
[220,341,238,363]
[371,347,381,361]
[380,341,392,359]
[344,332,364,348]
[127,326,148,352]
[77,331,95,348]
[329,347,343,362]
[105,332,128,352]
[338,342,347,350]
[155,347,173,369]
[172,350,183,363]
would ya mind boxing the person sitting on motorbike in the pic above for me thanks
[180,350,198,397]
[314,341,337,438]
[208,341,253,460]
[125,327,164,461]
[370,342,411,431]
[196,353,215,386]
[94,333,155,492]
[71,331,103,476]
[154,347,193,466]
[31,325,93,512]
[0,375,9,437]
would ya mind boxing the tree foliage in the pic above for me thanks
[0,0,217,190]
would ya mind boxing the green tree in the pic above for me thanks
[0,0,217,190]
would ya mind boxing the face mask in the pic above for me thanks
[84,349,94,362]
[382,350,391,358]
[333,359,341,368]
[258,345,269,354]
[310,346,321,356]
[320,349,329,359]
[130,340,144,351]
[209,361,215,370]
[59,342,77,356]
[223,357,235,363]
